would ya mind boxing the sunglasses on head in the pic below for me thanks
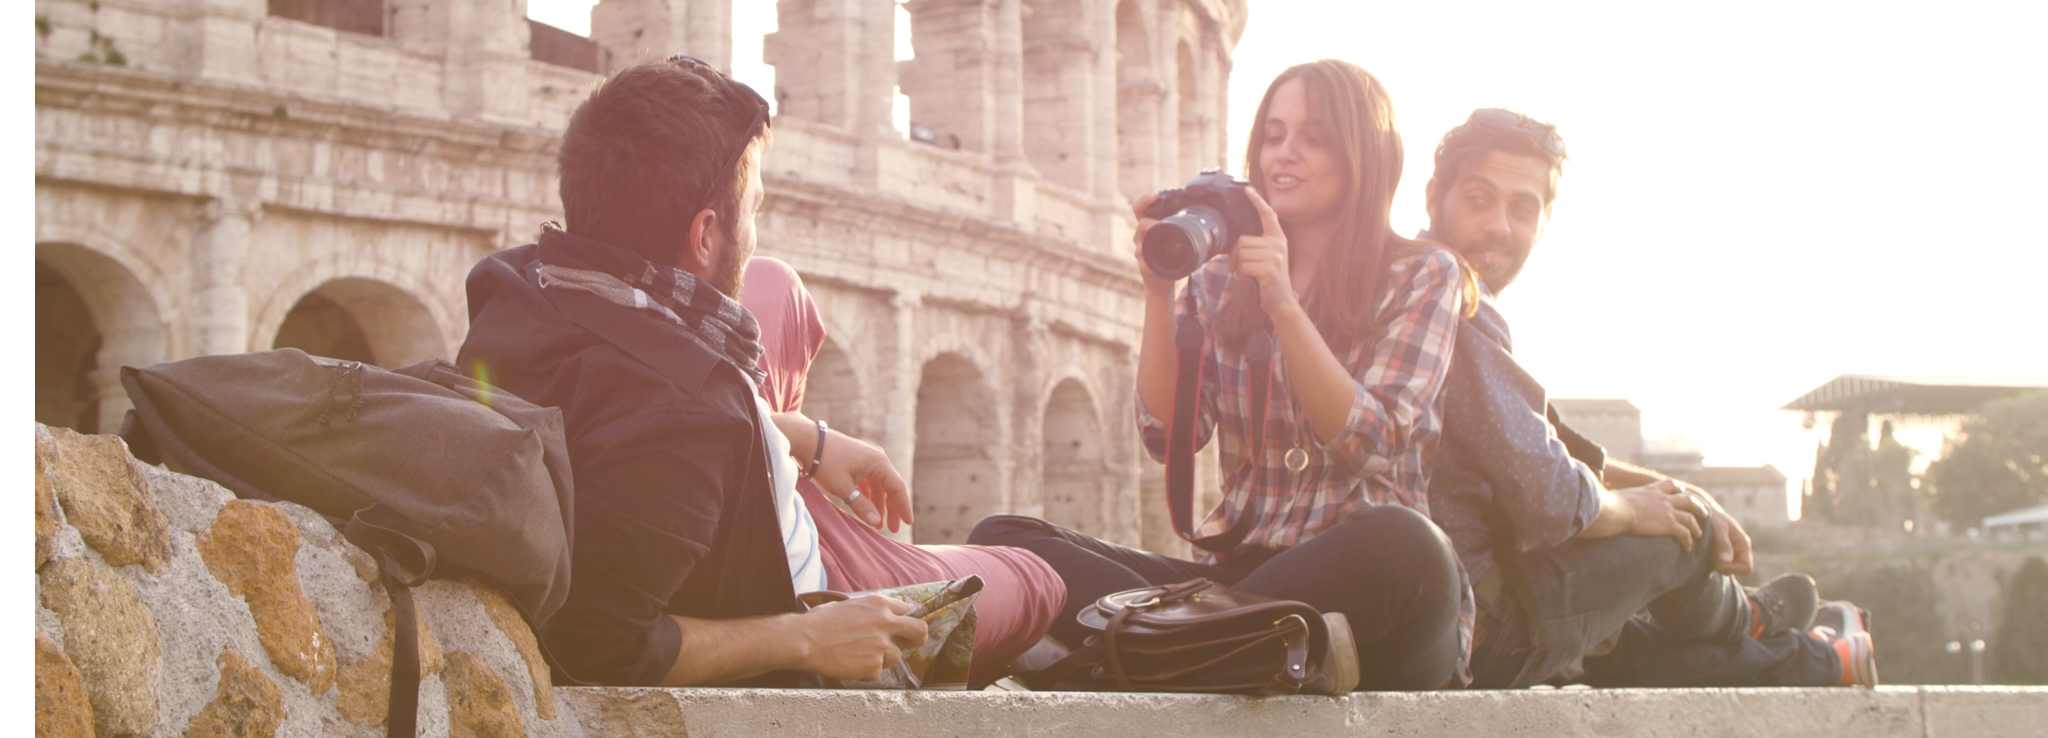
[1467,108,1566,158]
[668,54,772,205]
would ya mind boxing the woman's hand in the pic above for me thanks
[1232,188,1300,318]
[1130,192,1176,297]
[808,430,915,533]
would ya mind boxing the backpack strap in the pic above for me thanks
[342,508,436,738]
[1165,290,1262,554]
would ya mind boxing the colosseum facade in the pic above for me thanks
[34,0,1246,554]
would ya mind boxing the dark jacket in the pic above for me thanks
[457,233,799,686]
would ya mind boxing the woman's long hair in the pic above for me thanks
[1222,60,1471,346]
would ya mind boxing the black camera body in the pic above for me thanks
[1141,168,1264,281]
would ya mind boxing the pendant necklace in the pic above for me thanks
[1279,362,1310,473]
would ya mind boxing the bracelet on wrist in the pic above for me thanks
[803,419,828,478]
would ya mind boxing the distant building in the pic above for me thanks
[1983,502,2048,542]
[1687,465,1792,530]
[1552,398,1788,525]
[1548,398,1642,465]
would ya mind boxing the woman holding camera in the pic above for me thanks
[970,59,1475,690]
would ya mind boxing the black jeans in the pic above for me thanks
[969,506,1464,690]
[1470,512,1834,688]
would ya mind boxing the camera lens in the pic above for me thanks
[1142,204,1227,281]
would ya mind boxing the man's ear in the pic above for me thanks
[1423,177,1445,224]
[677,207,720,272]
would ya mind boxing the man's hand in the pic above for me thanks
[1672,479,1754,575]
[809,429,915,533]
[1617,479,1709,551]
[796,596,930,681]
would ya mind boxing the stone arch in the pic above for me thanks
[254,256,457,366]
[1115,0,1161,201]
[1021,0,1090,191]
[911,352,1004,544]
[1041,377,1108,536]
[270,278,446,368]
[801,337,870,439]
[35,242,172,433]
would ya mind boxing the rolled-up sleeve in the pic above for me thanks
[1310,248,1463,477]
[545,408,742,686]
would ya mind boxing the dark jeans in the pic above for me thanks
[969,506,1463,691]
[1470,513,1835,688]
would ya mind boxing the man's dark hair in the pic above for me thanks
[558,60,769,265]
[1428,110,1567,209]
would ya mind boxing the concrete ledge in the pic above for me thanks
[559,686,2048,738]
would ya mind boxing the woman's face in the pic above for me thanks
[1257,78,1347,227]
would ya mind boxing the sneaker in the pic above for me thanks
[1812,600,1873,636]
[1809,624,1879,688]
[1301,612,1360,695]
[1748,574,1819,640]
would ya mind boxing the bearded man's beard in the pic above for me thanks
[712,234,752,299]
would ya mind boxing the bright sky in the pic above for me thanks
[528,0,2048,516]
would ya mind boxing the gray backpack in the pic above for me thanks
[119,349,576,738]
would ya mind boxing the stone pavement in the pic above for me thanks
[562,685,2047,738]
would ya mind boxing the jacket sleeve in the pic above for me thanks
[543,406,745,686]
[1310,248,1463,478]
[1440,319,1603,552]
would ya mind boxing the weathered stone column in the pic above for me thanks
[191,198,258,357]
[391,0,534,122]
[898,0,997,154]
[592,0,733,73]
[182,0,264,84]
[763,0,897,187]
[881,291,922,543]
[1007,302,1046,516]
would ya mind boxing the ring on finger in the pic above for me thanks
[847,489,865,504]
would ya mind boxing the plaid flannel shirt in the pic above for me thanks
[1136,242,1475,684]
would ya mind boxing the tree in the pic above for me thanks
[1927,391,2048,531]
[1991,556,2048,684]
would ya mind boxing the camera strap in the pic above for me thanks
[1166,291,1264,553]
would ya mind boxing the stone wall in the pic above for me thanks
[35,0,1249,553]
[33,424,578,737]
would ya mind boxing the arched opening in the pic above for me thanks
[1115,0,1158,202]
[912,353,1002,544]
[1041,379,1106,536]
[1021,0,1089,190]
[36,263,104,432]
[1176,40,1203,180]
[801,339,868,439]
[272,278,444,368]
[36,243,169,433]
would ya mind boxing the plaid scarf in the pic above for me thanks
[532,224,766,385]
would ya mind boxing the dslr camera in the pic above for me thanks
[1141,169,1264,281]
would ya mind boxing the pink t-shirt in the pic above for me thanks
[740,257,1065,680]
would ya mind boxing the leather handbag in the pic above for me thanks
[1028,578,1334,694]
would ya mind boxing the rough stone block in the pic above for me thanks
[443,650,528,738]
[35,451,59,569]
[335,597,446,729]
[198,499,339,695]
[464,578,558,720]
[38,557,162,738]
[185,648,287,738]
[34,631,96,738]
[39,427,174,574]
